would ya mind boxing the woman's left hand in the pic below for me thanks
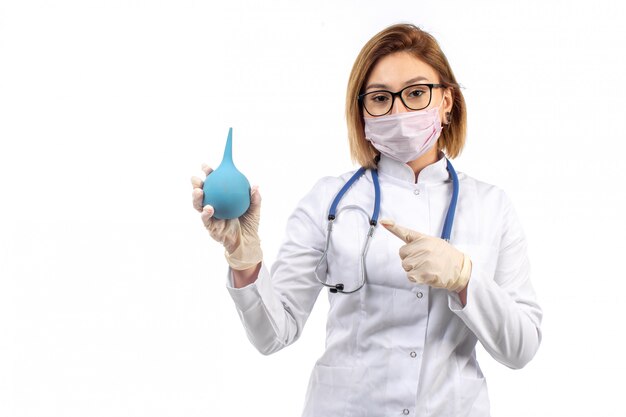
[380,219,472,293]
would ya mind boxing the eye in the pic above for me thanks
[369,93,390,103]
[406,87,427,98]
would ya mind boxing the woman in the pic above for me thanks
[191,23,542,417]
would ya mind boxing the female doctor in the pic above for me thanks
[191,23,542,417]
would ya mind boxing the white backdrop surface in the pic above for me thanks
[1,1,625,416]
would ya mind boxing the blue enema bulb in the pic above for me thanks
[202,127,251,219]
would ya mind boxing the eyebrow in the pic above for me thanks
[365,76,430,91]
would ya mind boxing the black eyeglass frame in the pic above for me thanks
[357,83,446,117]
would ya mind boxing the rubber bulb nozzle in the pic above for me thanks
[202,128,251,219]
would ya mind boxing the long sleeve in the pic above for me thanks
[225,178,334,355]
[219,155,544,415]
[448,193,543,369]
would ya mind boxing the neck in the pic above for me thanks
[406,147,440,182]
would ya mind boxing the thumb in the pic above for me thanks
[379,219,423,243]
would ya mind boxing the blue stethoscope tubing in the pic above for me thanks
[314,158,459,294]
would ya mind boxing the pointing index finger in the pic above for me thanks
[380,219,422,243]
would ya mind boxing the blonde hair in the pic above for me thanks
[346,23,467,168]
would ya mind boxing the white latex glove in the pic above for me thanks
[380,219,472,292]
[191,164,263,270]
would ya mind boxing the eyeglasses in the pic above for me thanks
[358,83,445,117]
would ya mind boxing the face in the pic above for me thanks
[362,51,453,121]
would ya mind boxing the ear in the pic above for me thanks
[441,87,454,125]
[443,87,454,114]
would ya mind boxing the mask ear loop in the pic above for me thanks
[439,90,451,126]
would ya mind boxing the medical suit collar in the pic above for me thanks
[376,151,450,185]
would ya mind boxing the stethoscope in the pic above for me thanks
[314,158,459,294]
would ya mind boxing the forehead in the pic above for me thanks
[365,51,438,89]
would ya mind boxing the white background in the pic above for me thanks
[1,1,625,416]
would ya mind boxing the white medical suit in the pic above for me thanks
[226,154,542,417]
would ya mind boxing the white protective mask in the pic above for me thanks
[364,98,444,163]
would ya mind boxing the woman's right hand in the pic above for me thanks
[191,164,263,271]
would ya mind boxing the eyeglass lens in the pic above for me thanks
[362,84,433,116]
